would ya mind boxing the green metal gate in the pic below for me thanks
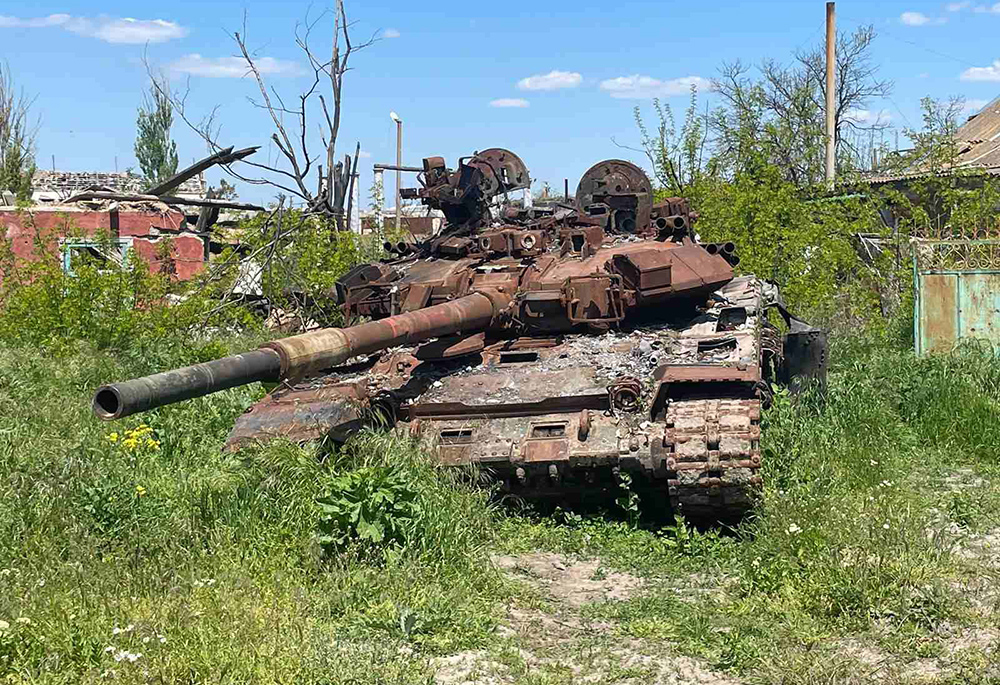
[914,240,1000,355]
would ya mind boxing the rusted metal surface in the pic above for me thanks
[914,240,1000,355]
[227,381,366,448]
[576,159,653,234]
[93,151,827,519]
[663,398,762,515]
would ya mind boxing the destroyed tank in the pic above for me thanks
[92,149,827,518]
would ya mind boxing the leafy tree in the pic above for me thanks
[879,96,1000,239]
[208,178,239,200]
[0,62,38,202]
[134,76,179,188]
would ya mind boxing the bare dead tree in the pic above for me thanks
[711,25,893,185]
[146,0,377,227]
[138,2,386,332]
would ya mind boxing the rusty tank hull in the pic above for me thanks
[226,275,801,517]
[94,151,827,519]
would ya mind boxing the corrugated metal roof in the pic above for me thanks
[951,94,1000,168]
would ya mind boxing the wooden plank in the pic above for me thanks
[64,191,264,212]
[143,146,259,196]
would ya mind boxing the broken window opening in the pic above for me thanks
[61,238,132,276]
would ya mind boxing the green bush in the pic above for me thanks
[318,466,423,554]
[0,212,256,353]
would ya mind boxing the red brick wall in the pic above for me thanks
[0,206,206,281]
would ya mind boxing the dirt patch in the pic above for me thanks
[442,553,743,684]
[945,626,1000,655]
[492,552,645,608]
[431,650,511,685]
[835,626,1000,682]
[957,528,1000,563]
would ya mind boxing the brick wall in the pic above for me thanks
[0,206,207,282]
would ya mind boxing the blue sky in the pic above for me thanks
[3,0,1000,205]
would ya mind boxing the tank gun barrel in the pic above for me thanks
[93,292,499,421]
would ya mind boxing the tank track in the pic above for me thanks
[663,397,762,517]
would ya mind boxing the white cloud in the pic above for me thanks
[919,72,931,78]
[961,59,1000,80]
[0,14,70,28]
[358,150,372,159]
[900,11,946,25]
[599,74,710,99]
[844,108,892,124]
[964,98,990,112]
[382,28,400,38]
[0,14,187,43]
[947,1,971,10]
[973,3,1000,12]
[516,70,582,91]
[490,98,529,108]
[168,54,304,78]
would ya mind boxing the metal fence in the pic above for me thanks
[914,239,1000,355]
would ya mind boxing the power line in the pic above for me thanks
[838,13,980,69]
[887,95,914,130]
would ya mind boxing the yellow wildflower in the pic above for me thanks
[135,485,146,497]
[106,433,119,443]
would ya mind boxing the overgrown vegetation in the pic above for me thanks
[0,213,256,354]
[1,306,999,682]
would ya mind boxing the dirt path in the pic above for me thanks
[431,552,740,685]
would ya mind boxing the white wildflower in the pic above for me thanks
[787,523,802,535]
[36,578,45,588]
[113,652,126,662]
[15,617,30,625]
[883,523,890,530]
[0,620,9,631]
[104,646,114,653]
[125,624,134,632]
[127,652,142,663]
[142,636,149,644]
[158,636,166,644]
[112,627,122,635]
[870,460,878,466]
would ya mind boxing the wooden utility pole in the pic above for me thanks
[825,1,836,187]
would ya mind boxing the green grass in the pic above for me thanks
[1,329,1000,683]
[0,342,511,683]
